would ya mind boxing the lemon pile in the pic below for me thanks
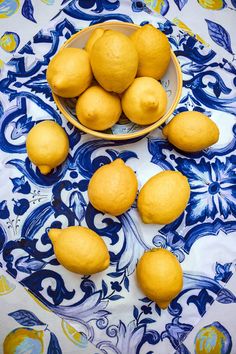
[46,24,170,130]
[22,22,221,310]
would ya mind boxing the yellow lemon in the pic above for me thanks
[46,47,92,98]
[85,28,105,56]
[197,0,225,10]
[0,275,15,295]
[61,320,88,348]
[130,24,171,80]
[162,111,220,152]
[0,0,20,18]
[3,328,44,354]
[90,30,138,93]
[138,170,190,224]
[136,248,183,309]
[88,159,138,216]
[76,85,121,131]
[48,226,110,275]
[121,77,167,125]
[26,121,69,175]
[194,321,232,354]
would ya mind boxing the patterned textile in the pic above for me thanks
[0,1,235,353]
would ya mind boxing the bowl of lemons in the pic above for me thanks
[47,22,182,140]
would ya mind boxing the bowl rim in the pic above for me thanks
[52,21,183,141]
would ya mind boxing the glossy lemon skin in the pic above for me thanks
[130,24,171,80]
[26,121,69,175]
[76,85,121,131]
[88,159,138,216]
[122,77,167,125]
[137,170,190,224]
[48,226,110,275]
[90,30,138,93]
[163,111,220,152]
[136,248,183,309]
[46,47,92,98]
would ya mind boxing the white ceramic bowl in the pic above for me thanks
[53,21,182,140]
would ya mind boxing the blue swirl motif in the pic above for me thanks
[63,0,133,24]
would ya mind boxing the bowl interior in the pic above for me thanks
[54,22,182,140]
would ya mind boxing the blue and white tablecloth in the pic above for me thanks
[0,1,236,353]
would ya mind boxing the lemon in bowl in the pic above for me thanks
[51,22,182,141]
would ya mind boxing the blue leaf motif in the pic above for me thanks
[15,256,46,274]
[22,0,37,23]
[47,332,62,354]
[11,176,31,194]
[0,200,10,219]
[133,306,139,320]
[124,276,129,291]
[8,310,45,326]
[0,224,7,252]
[107,272,123,278]
[109,295,124,301]
[139,297,151,303]
[174,0,188,10]
[102,280,108,297]
[217,288,236,304]
[139,318,156,325]
[206,20,233,54]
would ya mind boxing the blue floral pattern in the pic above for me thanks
[0,1,235,353]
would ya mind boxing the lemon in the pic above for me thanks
[3,328,44,354]
[26,121,69,175]
[61,320,88,348]
[76,85,121,131]
[46,47,92,98]
[48,226,110,275]
[0,275,15,295]
[88,159,138,216]
[130,24,171,80]
[163,111,220,152]
[85,28,105,56]
[136,248,183,309]
[121,77,167,125]
[198,0,224,10]
[138,170,190,224]
[90,30,138,93]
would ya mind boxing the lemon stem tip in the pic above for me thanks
[38,165,52,175]
[48,228,61,243]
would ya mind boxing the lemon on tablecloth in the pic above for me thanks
[88,159,138,216]
[138,170,190,224]
[136,248,183,309]
[26,121,69,175]
[48,226,110,275]
[163,111,220,152]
